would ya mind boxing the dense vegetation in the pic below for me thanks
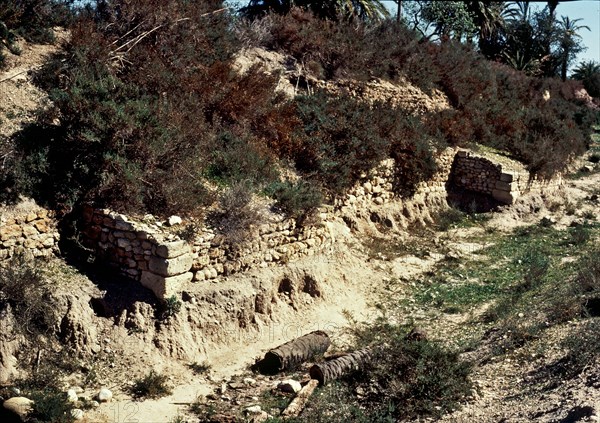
[1,0,596,221]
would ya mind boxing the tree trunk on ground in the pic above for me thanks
[256,330,331,374]
[281,379,319,418]
[309,348,373,385]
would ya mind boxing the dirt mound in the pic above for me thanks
[233,47,450,114]
[0,29,67,139]
[318,77,450,114]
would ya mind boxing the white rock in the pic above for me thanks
[70,408,85,420]
[243,377,257,386]
[277,379,302,394]
[250,410,270,423]
[97,388,113,402]
[66,389,78,403]
[245,405,263,415]
[168,215,182,226]
[3,397,34,418]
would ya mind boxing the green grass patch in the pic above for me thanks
[416,282,501,313]
[433,207,491,231]
[413,222,600,316]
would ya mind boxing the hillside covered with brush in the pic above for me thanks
[0,0,597,222]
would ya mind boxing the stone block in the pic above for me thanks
[156,240,190,259]
[148,253,193,277]
[140,271,192,299]
[117,238,131,249]
[492,189,518,204]
[495,181,512,191]
[0,225,21,241]
[115,219,133,231]
[500,172,514,183]
[22,225,38,237]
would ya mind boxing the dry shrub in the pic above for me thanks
[0,254,57,336]
[209,182,265,246]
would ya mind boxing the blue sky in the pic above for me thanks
[554,1,600,65]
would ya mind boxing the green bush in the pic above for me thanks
[0,0,74,52]
[7,0,284,216]
[548,248,600,322]
[293,382,395,423]
[290,92,439,197]
[244,12,593,178]
[433,207,466,231]
[188,361,211,375]
[561,319,600,377]
[159,295,181,320]
[266,180,322,223]
[576,249,600,294]
[344,321,473,420]
[519,248,550,292]
[28,389,74,423]
[208,182,265,246]
[568,225,592,245]
[131,370,171,399]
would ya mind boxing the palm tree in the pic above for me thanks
[572,60,600,81]
[556,16,590,81]
[465,1,513,59]
[572,60,600,98]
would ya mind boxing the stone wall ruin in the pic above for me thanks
[0,147,563,300]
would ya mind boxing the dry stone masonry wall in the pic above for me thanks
[451,150,562,204]
[337,147,458,229]
[0,208,59,260]
[0,147,563,299]
[81,206,335,299]
[80,148,461,299]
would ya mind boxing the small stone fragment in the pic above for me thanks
[66,389,78,403]
[168,215,182,226]
[277,379,302,394]
[70,409,85,420]
[97,388,112,402]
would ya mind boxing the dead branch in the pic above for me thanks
[281,379,319,418]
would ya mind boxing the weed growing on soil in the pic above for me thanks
[189,361,212,375]
[159,295,182,320]
[0,254,57,336]
[130,370,172,399]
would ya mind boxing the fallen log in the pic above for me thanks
[309,348,373,385]
[281,379,319,418]
[254,330,331,374]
